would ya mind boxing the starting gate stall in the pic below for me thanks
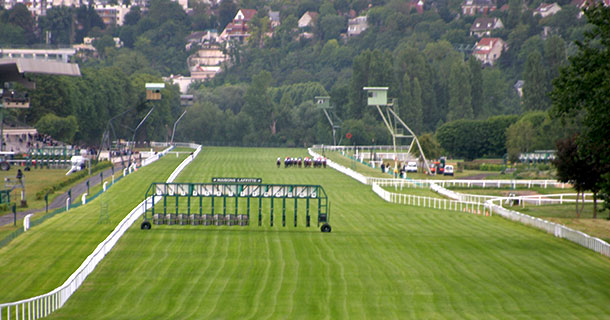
[27,146,80,169]
[141,178,332,232]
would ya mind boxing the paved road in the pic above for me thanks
[0,165,122,227]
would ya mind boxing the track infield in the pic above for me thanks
[9,147,610,319]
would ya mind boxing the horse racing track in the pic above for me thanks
[2,147,610,319]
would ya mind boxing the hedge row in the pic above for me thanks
[35,161,113,200]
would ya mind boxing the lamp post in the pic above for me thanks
[170,108,188,145]
[128,104,156,167]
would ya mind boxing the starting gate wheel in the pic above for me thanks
[141,221,152,230]
[320,223,332,233]
[0,162,10,171]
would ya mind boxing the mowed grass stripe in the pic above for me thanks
[48,147,610,319]
[0,153,189,302]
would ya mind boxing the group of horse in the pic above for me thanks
[277,157,327,168]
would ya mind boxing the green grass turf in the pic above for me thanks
[39,147,610,319]
[0,153,190,301]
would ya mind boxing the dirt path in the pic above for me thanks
[0,165,121,227]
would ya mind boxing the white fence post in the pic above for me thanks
[24,214,33,232]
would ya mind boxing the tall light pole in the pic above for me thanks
[170,94,193,145]
[170,109,187,145]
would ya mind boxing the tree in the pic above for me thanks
[505,118,536,163]
[218,0,237,31]
[551,5,610,214]
[242,71,274,136]
[347,50,370,119]
[447,60,473,121]
[523,51,549,111]
[399,72,412,118]
[39,6,74,45]
[7,3,36,44]
[410,77,424,134]
[123,6,141,26]
[544,35,566,83]
[93,35,116,58]
[437,116,518,160]
[553,136,605,218]
[505,111,565,163]
[35,114,79,144]
[418,133,443,159]
[317,14,345,41]
[0,22,26,45]
[507,0,521,28]
[75,5,104,43]
[468,58,483,118]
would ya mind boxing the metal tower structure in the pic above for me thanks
[363,87,432,175]
[315,96,342,146]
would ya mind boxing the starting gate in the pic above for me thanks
[141,181,332,232]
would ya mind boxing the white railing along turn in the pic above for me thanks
[0,144,201,319]
[310,148,610,259]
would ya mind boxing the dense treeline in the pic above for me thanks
[8,68,181,145]
[0,0,594,158]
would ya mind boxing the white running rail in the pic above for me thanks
[366,177,569,189]
[0,144,201,319]
[310,148,610,258]
[485,198,610,258]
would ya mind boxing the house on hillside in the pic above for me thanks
[347,16,368,37]
[164,74,194,94]
[473,37,505,65]
[219,9,257,43]
[571,0,609,17]
[185,30,219,50]
[533,3,561,17]
[298,11,319,39]
[298,11,319,29]
[514,80,524,97]
[462,0,496,16]
[470,17,503,37]
[269,11,281,30]
[407,0,425,13]
[94,4,131,26]
[188,44,227,81]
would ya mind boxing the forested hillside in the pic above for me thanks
[0,0,592,156]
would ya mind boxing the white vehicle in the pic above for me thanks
[444,165,454,176]
[65,156,86,175]
[406,161,418,173]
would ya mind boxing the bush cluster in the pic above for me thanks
[35,162,113,200]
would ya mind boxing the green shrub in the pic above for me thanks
[479,163,504,171]
[35,161,113,200]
